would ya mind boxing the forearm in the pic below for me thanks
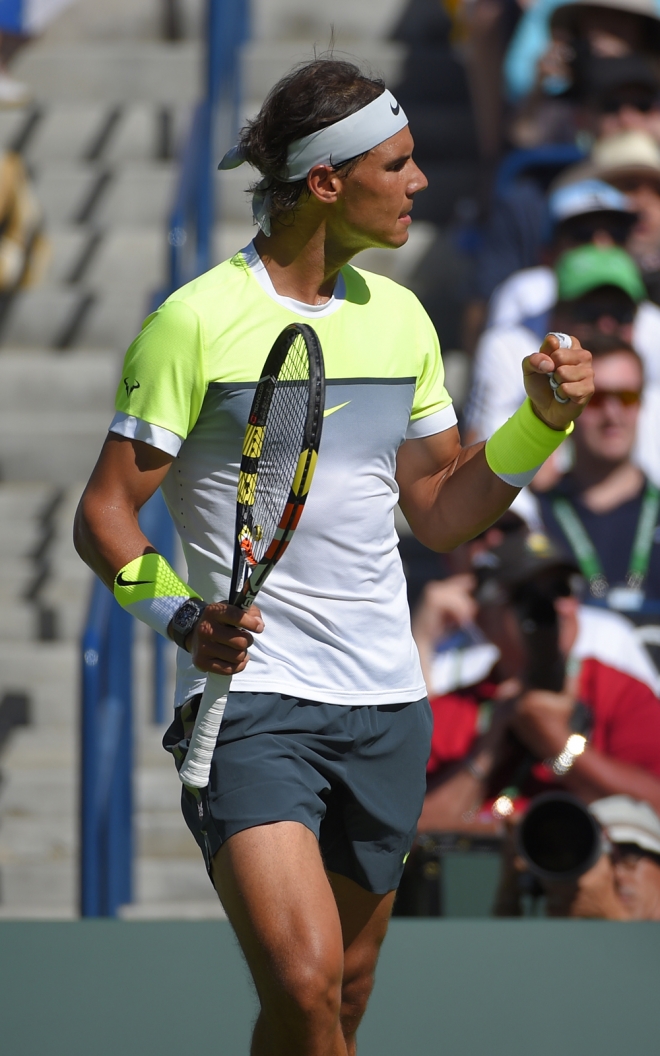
[564,747,660,815]
[74,489,154,590]
[73,435,173,590]
[401,442,517,551]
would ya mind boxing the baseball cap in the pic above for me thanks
[590,795,660,856]
[552,0,660,46]
[549,178,634,223]
[472,528,578,595]
[555,244,646,302]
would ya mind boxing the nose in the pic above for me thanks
[408,159,428,197]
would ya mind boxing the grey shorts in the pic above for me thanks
[163,691,432,894]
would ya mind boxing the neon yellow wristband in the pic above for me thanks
[485,398,574,487]
[114,553,200,638]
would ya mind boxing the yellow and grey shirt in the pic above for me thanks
[110,243,456,707]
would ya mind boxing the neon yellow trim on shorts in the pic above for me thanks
[114,553,199,607]
[485,399,573,477]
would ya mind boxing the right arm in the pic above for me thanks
[74,434,263,676]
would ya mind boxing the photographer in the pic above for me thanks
[414,526,660,832]
[510,795,660,919]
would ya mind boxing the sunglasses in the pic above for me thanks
[599,95,657,115]
[561,216,635,247]
[587,389,641,409]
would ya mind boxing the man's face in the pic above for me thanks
[594,86,660,141]
[614,178,660,258]
[574,350,643,464]
[613,847,660,919]
[552,287,636,344]
[329,126,428,252]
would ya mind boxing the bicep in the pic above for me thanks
[83,434,174,515]
[396,426,464,502]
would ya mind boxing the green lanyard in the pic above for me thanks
[552,483,660,599]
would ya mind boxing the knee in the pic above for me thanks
[341,967,375,1028]
[268,956,343,1029]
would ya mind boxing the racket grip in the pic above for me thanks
[178,673,232,788]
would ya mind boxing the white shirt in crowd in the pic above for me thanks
[466,265,660,485]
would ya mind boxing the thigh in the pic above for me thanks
[211,821,345,1007]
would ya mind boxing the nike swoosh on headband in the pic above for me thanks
[390,102,400,115]
[116,572,153,587]
[323,401,351,418]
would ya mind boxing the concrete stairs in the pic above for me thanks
[0,0,426,919]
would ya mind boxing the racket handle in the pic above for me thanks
[178,673,232,788]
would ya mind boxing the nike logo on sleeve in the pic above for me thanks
[116,572,153,587]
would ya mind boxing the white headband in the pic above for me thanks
[218,89,408,234]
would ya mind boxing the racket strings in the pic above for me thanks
[242,335,311,570]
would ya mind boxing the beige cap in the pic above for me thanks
[590,795,660,855]
[554,131,660,190]
[553,0,660,33]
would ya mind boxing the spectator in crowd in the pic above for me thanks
[536,333,660,614]
[413,527,660,832]
[510,795,660,918]
[469,49,660,334]
[559,130,660,301]
[486,178,637,334]
[505,0,660,111]
[464,246,660,464]
[0,0,77,107]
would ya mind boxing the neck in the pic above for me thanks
[572,454,644,513]
[253,208,363,305]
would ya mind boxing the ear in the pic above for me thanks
[307,164,343,205]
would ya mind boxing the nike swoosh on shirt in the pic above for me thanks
[116,572,153,587]
[323,401,351,418]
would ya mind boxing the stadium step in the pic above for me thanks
[0,0,424,921]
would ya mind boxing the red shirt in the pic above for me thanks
[427,659,660,786]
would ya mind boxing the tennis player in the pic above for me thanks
[75,60,593,1056]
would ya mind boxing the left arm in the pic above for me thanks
[396,334,594,551]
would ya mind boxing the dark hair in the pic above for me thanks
[585,331,641,363]
[237,59,385,225]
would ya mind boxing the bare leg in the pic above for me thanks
[211,823,396,1056]
[212,822,348,1056]
[328,872,396,1056]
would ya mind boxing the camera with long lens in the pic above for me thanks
[517,791,603,883]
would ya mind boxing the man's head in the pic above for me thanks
[590,796,660,918]
[572,332,643,467]
[224,59,427,250]
[586,131,660,264]
[580,55,660,140]
[548,179,637,255]
[552,242,646,342]
[471,528,579,684]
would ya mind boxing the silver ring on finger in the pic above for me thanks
[549,373,570,403]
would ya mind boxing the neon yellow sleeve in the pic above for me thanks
[114,299,208,440]
[410,307,453,422]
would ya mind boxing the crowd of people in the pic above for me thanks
[401,0,660,920]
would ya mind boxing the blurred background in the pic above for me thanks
[2,0,660,925]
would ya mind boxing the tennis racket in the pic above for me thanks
[178,322,325,788]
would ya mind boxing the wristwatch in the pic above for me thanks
[170,598,207,650]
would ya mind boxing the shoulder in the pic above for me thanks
[574,606,660,696]
[343,264,428,315]
[163,254,248,316]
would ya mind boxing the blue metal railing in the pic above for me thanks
[166,0,249,293]
[80,0,249,917]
